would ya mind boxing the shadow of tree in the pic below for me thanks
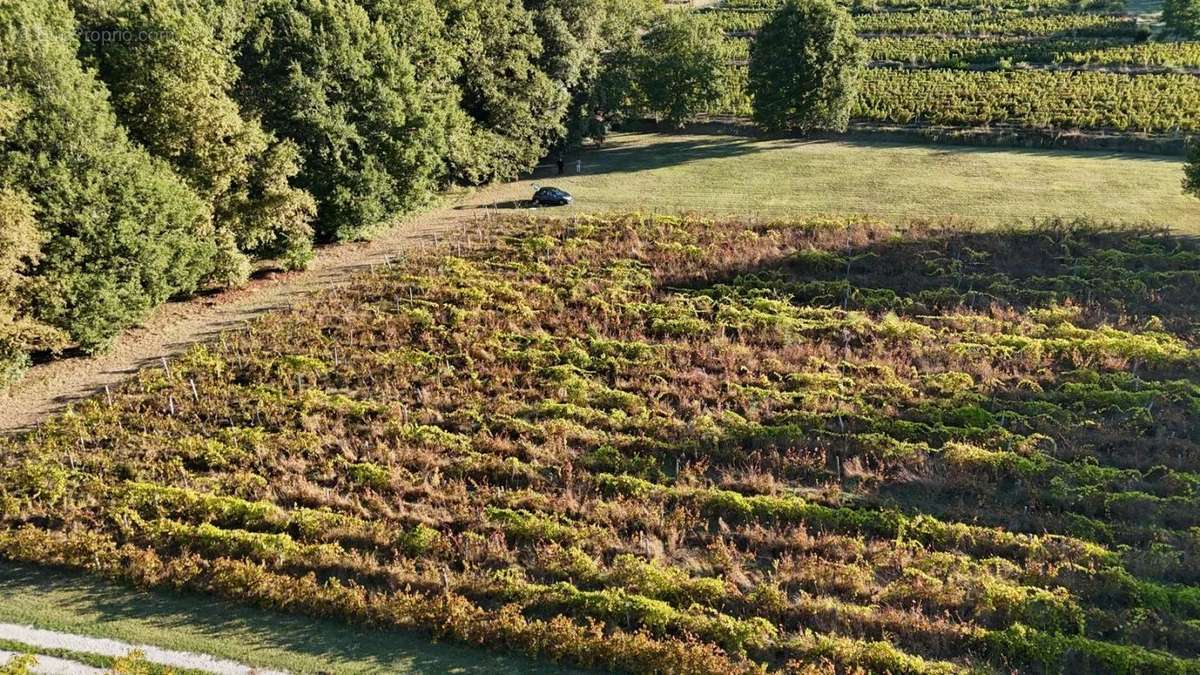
[663,222,1199,339]
[611,125,1185,165]
[455,199,532,211]
[575,135,772,177]
[642,221,1199,568]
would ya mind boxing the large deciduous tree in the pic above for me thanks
[0,186,66,386]
[748,0,864,133]
[439,0,569,184]
[0,93,67,383]
[636,11,729,127]
[526,0,660,145]
[360,0,471,188]
[0,0,214,352]
[72,0,317,282]
[1164,0,1200,37]
[236,0,441,242]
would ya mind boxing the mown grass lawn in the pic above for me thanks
[489,132,1200,232]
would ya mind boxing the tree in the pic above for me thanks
[1164,0,1200,37]
[748,0,864,133]
[360,0,471,189]
[524,0,604,93]
[0,188,68,386]
[0,89,68,383]
[236,0,442,241]
[525,0,659,146]
[439,0,569,184]
[72,0,317,282]
[0,0,214,352]
[637,12,729,127]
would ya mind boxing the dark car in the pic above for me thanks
[531,186,573,207]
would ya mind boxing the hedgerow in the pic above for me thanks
[0,0,214,352]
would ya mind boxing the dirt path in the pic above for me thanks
[0,181,532,433]
[0,622,285,674]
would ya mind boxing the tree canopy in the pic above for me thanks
[237,0,440,241]
[636,11,730,127]
[1164,0,1200,37]
[0,0,214,353]
[73,0,316,280]
[439,0,569,184]
[0,0,687,378]
[748,0,864,133]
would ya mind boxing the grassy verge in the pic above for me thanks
[0,637,204,675]
[493,132,1200,232]
[0,564,584,674]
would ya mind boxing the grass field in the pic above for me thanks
[494,133,1200,232]
[0,563,580,673]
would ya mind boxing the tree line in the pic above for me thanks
[6,0,1194,386]
[0,0,745,383]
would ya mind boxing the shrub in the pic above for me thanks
[0,654,36,675]
[1183,139,1200,203]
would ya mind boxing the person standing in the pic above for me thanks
[575,159,582,174]
[557,156,565,175]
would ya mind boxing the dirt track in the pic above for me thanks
[0,181,531,433]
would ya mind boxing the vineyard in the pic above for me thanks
[700,0,1200,135]
[2,214,1199,673]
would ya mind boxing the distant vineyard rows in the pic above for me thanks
[725,36,1200,69]
[700,0,1200,134]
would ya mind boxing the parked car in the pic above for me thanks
[531,186,573,207]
